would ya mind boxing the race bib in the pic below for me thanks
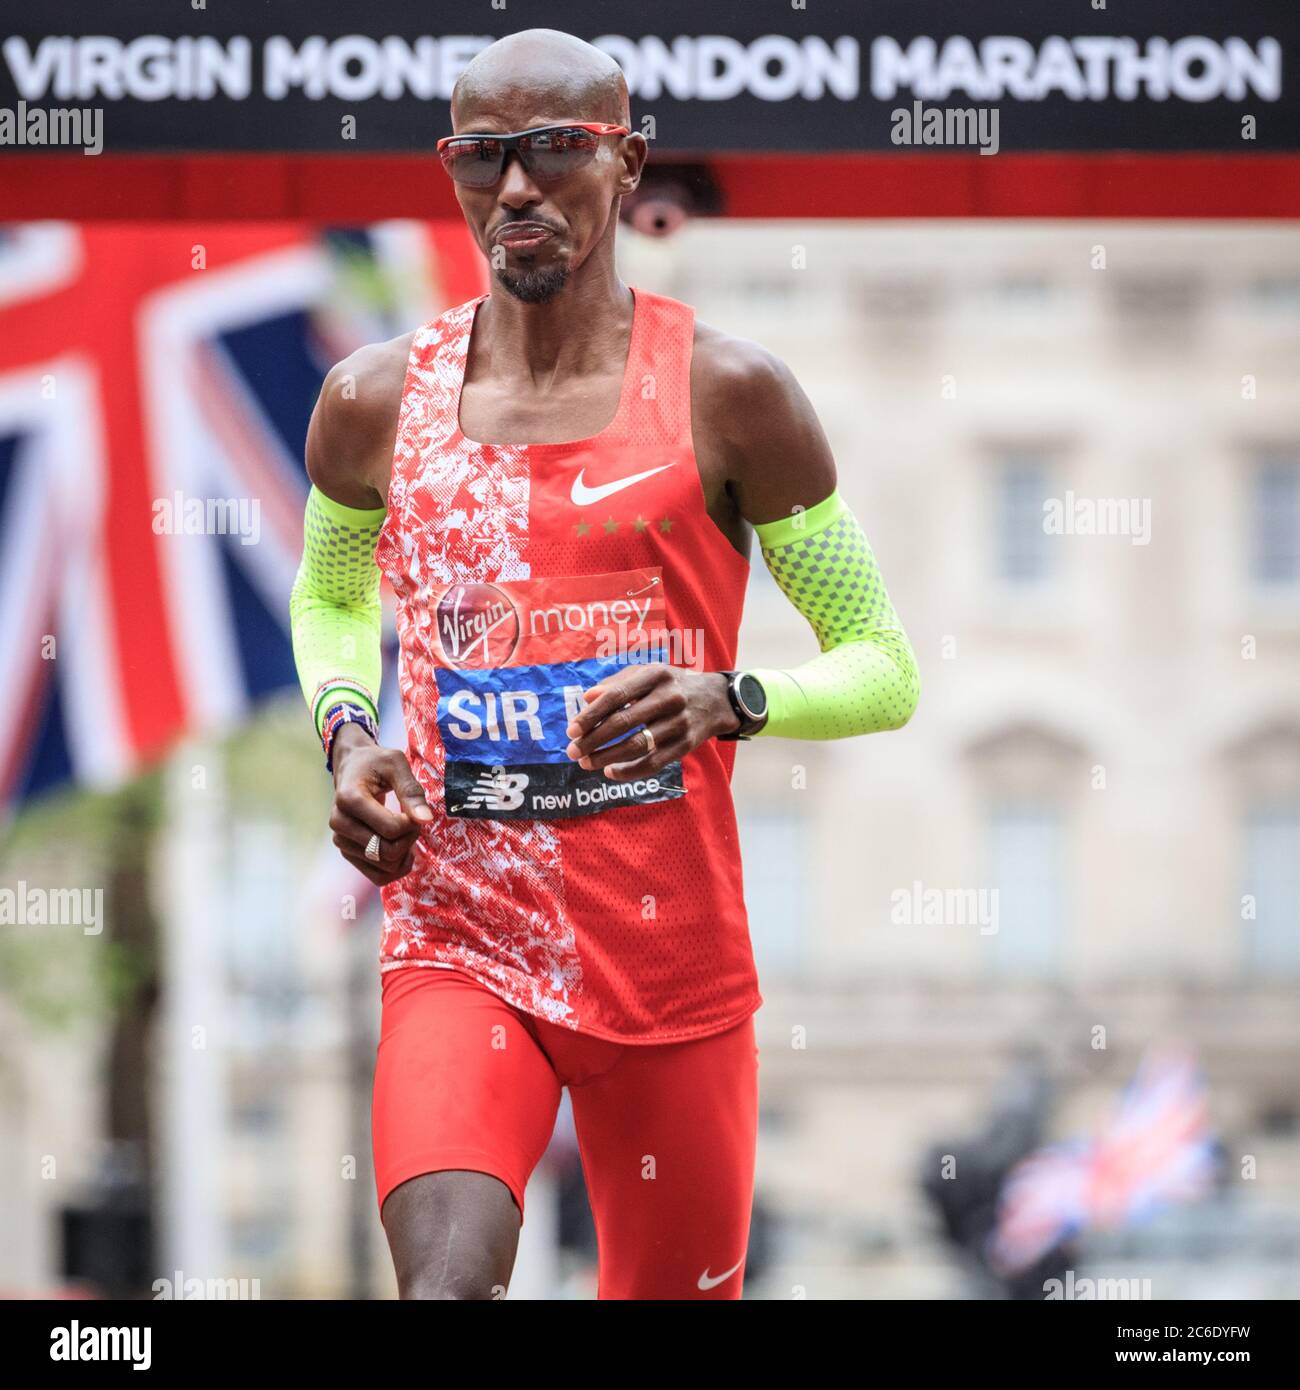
[430,569,686,820]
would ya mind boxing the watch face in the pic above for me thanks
[737,673,767,720]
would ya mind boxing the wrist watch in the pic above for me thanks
[717,671,768,741]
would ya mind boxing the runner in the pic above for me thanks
[289,27,920,1300]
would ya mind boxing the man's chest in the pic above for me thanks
[456,372,624,447]
[462,393,740,548]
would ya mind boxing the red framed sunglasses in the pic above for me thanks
[436,123,629,188]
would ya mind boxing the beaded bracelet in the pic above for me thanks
[321,701,379,772]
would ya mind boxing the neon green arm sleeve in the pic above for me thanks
[289,485,386,737]
[749,489,920,739]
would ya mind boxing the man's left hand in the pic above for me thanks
[565,666,739,778]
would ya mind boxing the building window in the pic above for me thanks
[1244,806,1300,975]
[996,454,1055,585]
[1251,454,1300,586]
[985,802,1066,978]
[738,808,808,977]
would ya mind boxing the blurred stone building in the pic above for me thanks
[622,219,1300,1297]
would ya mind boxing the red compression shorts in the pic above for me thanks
[372,965,759,1300]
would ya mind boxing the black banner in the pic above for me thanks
[444,759,686,821]
[0,1,1295,156]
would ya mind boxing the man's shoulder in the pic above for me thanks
[687,314,837,515]
[317,331,415,446]
[317,292,481,428]
[690,317,803,447]
[321,331,416,420]
[307,330,415,498]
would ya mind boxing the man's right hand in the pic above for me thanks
[329,723,434,886]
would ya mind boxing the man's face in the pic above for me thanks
[448,99,641,303]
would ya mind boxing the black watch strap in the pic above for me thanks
[718,671,768,741]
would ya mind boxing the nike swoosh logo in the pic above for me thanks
[697,1258,744,1292]
[570,462,675,507]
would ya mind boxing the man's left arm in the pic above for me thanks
[716,338,919,740]
[565,336,918,773]
[745,487,920,739]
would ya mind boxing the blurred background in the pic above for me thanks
[2,3,1299,1300]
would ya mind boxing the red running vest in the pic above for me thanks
[373,289,761,1042]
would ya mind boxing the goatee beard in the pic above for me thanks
[496,263,570,304]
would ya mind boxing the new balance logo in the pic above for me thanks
[454,768,529,812]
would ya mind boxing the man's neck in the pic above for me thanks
[477,258,633,389]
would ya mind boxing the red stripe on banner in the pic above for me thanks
[0,156,460,221]
[2,153,1299,220]
[78,226,192,760]
[706,153,1300,219]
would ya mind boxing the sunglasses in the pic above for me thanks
[437,122,629,188]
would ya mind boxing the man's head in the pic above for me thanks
[446,30,645,303]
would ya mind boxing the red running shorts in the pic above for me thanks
[372,964,759,1300]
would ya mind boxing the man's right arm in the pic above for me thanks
[291,340,407,752]
[290,335,432,885]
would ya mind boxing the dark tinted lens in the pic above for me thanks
[520,127,601,181]
[440,137,504,187]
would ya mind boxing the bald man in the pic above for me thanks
[290,28,919,1300]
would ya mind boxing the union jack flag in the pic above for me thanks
[0,219,484,813]
[989,1045,1217,1274]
